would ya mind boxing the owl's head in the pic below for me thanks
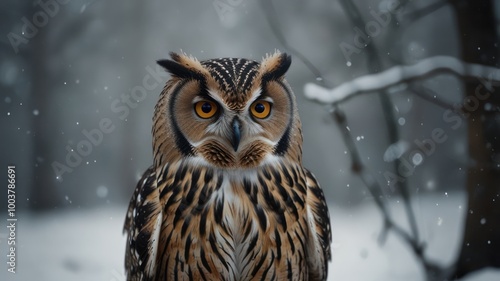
[153,52,302,170]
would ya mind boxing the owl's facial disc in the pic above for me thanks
[171,78,293,169]
[162,53,295,169]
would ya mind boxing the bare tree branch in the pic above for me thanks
[338,0,422,248]
[304,55,500,104]
[258,0,331,86]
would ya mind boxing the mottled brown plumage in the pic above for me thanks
[124,52,332,281]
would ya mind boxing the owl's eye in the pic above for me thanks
[250,100,272,119]
[194,100,218,119]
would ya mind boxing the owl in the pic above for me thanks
[123,51,331,281]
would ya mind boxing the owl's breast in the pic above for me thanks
[202,170,310,280]
[157,164,309,280]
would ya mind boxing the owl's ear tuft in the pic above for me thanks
[261,52,292,83]
[169,51,182,62]
[157,59,194,79]
[157,52,205,79]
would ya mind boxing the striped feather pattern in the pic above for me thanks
[201,58,260,97]
[124,159,331,280]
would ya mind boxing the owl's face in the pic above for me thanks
[153,52,302,169]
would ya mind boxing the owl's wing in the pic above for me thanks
[123,166,162,281]
[304,168,332,281]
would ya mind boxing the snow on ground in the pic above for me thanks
[1,192,499,281]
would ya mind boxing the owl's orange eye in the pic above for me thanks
[194,100,218,119]
[250,100,272,119]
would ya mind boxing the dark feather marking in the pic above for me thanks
[173,201,188,225]
[169,81,195,156]
[135,202,155,230]
[136,230,151,272]
[200,248,212,273]
[273,80,294,156]
[298,220,307,238]
[275,211,287,231]
[218,235,234,256]
[197,263,209,281]
[280,162,294,186]
[216,173,224,190]
[214,196,224,225]
[251,182,259,204]
[290,189,304,208]
[257,175,266,189]
[185,168,200,206]
[199,208,208,237]
[262,167,272,180]
[244,178,259,204]
[191,168,201,184]
[274,229,282,261]
[174,252,180,280]
[243,178,252,194]
[274,126,291,156]
[174,164,188,183]
[156,163,169,187]
[158,231,173,266]
[163,184,180,209]
[287,259,293,280]
[260,251,275,281]
[262,185,281,212]
[287,232,295,254]
[271,168,282,184]
[193,186,209,215]
[291,167,299,186]
[188,267,194,281]
[250,252,268,277]
[295,182,307,194]
[298,251,304,273]
[243,219,253,239]
[185,184,197,208]
[276,182,291,205]
[270,269,277,281]
[295,230,306,255]
[140,176,156,198]
[244,234,259,260]
[254,205,267,230]
[181,215,191,237]
[184,234,192,261]
[209,233,229,270]
[204,168,213,182]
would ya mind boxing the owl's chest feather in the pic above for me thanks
[157,164,310,280]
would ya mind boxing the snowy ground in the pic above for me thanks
[1,192,499,281]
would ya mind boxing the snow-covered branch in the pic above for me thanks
[304,56,500,104]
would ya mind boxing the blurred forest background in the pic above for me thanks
[1,0,500,280]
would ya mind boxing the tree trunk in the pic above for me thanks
[450,0,500,278]
[30,10,62,210]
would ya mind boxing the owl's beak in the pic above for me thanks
[231,118,241,152]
